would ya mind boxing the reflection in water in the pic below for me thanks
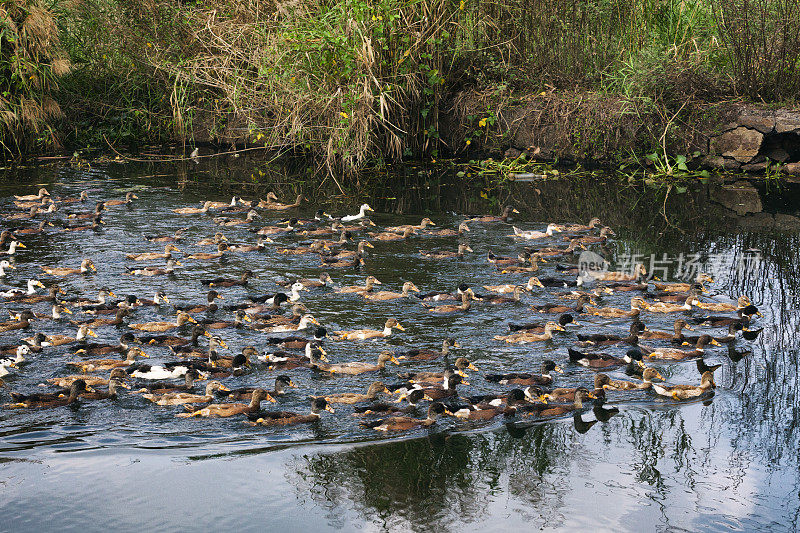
[0,158,799,530]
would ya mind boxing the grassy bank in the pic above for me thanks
[3,0,800,175]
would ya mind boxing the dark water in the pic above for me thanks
[0,158,798,531]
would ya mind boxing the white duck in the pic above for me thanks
[341,204,374,222]
[0,260,15,277]
[510,224,561,240]
[0,279,45,298]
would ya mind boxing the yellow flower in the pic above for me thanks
[465,139,471,146]
[459,0,465,9]
[340,112,349,119]
[478,118,486,127]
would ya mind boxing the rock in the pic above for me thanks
[700,155,741,170]
[504,147,523,159]
[765,146,790,163]
[742,161,768,172]
[710,180,763,215]
[709,127,764,163]
[774,213,800,232]
[737,212,774,230]
[774,110,800,133]
[785,162,800,175]
[739,110,776,133]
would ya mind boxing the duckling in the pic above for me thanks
[15,220,53,235]
[214,209,260,226]
[510,224,561,240]
[341,203,374,222]
[334,318,405,340]
[24,325,97,346]
[427,222,470,237]
[694,295,752,312]
[424,289,474,314]
[201,270,254,287]
[72,332,137,356]
[174,290,224,314]
[484,276,544,294]
[485,360,563,386]
[5,379,88,409]
[228,238,271,252]
[493,321,565,343]
[465,205,519,223]
[126,244,180,261]
[397,338,460,361]
[568,347,645,370]
[419,244,473,259]
[105,192,138,207]
[360,402,446,431]
[126,258,181,276]
[220,375,296,401]
[0,241,26,255]
[141,381,230,406]
[80,370,131,400]
[199,310,250,330]
[185,242,228,260]
[14,188,50,201]
[508,313,575,332]
[335,276,382,294]
[369,226,415,242]
[312,351,400,375]
[67,347,148,372]
[595,368,662,391]
[0,310,35,332]
[129,311,196,332]
[146,228,188,243]
[652,371,716,400]
[246,397,335,427]
[41,259,96,277]
[646,335,720,361]
[176,389,275,418]
[363,281,421,301]
[400,358,478,382]
[325,382,389,404]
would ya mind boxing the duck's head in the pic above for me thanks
[458,222,470,233]
[205,381,230,395]
[626,348,645,367]
[209,335,228,350]
[378,351,401,366]
[642,368,663,382]
[251,388,276,404]
[544,321,566,333]
[367,381,389,396]
[542,359,563,374]
[700,371,717,388]
[594,374,612,389]
[275,375,296,392]
[558,313,575,327]
[445,337,460,348]
[427,402,447,420]
[402,281,421,293]
[696,334,720,349]
[384,318,405,331]
[454,357,478,374]
[311,397,335,414]
[313,326,328,340]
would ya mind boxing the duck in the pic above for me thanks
[582,298,641,319]
[174,290,224,313]
[482,285,525,304]
[276,240,329,256]
[0,279,45,299]
[252,313,318,333]
[246,397,335,427]
[129,311,196,332]
[72,332,137,356]
[201,270,254,287]
[525,388,597,419]
[527,239,586,258]
[561,217,602,232]
[137,291,171,307]
[694,295,752,312]
[678,323,742,345]
[571,226,616,244]
[334,318,405,340]
[126,244,180,261]
[585,262,646,282]
[508,313,575,333]
[14,188,50,201]
[206,197,241,210]
[219,375,296,401]
[0,241,26,256]
[413,371,467,401]
[24,325,97,346]
[133,369,202,393]
[141,381,230,406]
[335,276,382,294]
[136,324,208,347]
[196,233,227,247]
[427,222,470,237]
[633,296,697,313]
[72,307,129,328]
[485,360,563,386]
[214,209,261,226]
[360,402,446,431]
[323,252,364,269]
[0,347,28,374]
[639,319,692,341]
[263,194,304,211]
[363,281,421,301]
[48,368,129,389]
[60,214,103,232]
[321,241,374,261]
[67,347,149,372]
[169,333,227,358]
[510,224,561,240]
[5,379,89,409]
[0,310,35,332]
[185,242,228,260]
[465,205,519,223]
[228,238,271,252]
[200,310,251,330]
[66,201,104,220]
[397,338,460,361]
[3,206,41,220]
[691,305,761,327]
[652,371,716,400]
[595,368,662,391]
[399,358,478,383]
[260,342,328,369]
[127,360,205,381]
[255,218,302,235]
[105,192,138,207]
[487,251,529,267]
[419,244,473,259]
[277,272,334,289]
[341,203,374,222]
[41,259,96,276]
[493,321,566,344]
[265,327,328,349]
[568,346,646,370]
[497,253,546,274]
[0,343,31,360]
[146,228,188,243]
[352,389,427,416]
[58,190,89,204]
[63,288,115,308]
[384,218,436,233]
[15,220,53,235]
[424,289,475,314]
[653,273,713,292]
[256,191,280,208]
[300,221,343,237]
[125,258,181,276]
[325,382,389,404]
[646,335,719,361]
[444,389,529,421]
[79,370,131,400]
[484,276,544,294]
[176,389,275,418]
[575,321,642,345]
[311,351,400,375]
[370,227,415,242]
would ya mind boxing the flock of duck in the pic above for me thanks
[0,187,763,435]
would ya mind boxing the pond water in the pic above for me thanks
[0,157,798,531]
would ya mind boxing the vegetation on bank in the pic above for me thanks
[2,0,800,176]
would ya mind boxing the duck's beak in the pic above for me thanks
[219,384,230,392]
[588,392,597,399]
[118,382,132,390]
[710,339,721,346]
[393,394,406,403]
[456,370,468,378]
[365,242,375,248]
[390,356,401,365]
[175,261,183,266]
[310,317,320,325]
[17,243,27,248]
[656,372,664,380]
[682,341,691,346]
[684,325,695,331]
[35,281,45,288]
[85,385,96,392]
[394,323,405,331]
[538,395,549,404]
[512,209,520,214]
[90,264,97,272]
[318,346,328,356]
[461,379,470,385]
[453,341,462,348]
[467,363,479,371]
[242,314,252,323]
[554,366,564,373]
[288,380,297,388]
[325,404,336,413]
[266,394,276,403]
[218,339,229,349]
[187,316,197,324]
[61,307,73,315]
[638,360,646,368]
[140,352,150,358]
[555,325,566,332]
[87,329,98,338]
